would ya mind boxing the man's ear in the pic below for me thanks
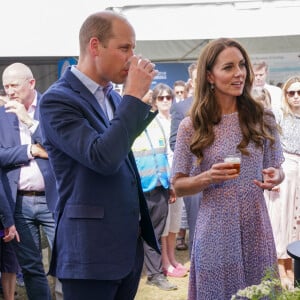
[89,37,101,56]
[29,78,36,90]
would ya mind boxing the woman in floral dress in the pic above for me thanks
[171,38,285,300]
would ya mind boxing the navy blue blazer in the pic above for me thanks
[0,93,58,222]
[39,67,159,281]
[169,97,193,151]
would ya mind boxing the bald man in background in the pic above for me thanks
[0,63,57,300]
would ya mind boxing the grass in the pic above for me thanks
[135,248,190,300]
[5,244,190,300]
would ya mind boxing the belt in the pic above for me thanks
[17,190,45,197]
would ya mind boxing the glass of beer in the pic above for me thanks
[224,152,241,175]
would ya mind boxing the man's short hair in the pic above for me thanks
[252,61,268,72]
[173,80,186,88]
[79,11,128,54]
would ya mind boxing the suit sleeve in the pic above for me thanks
[0,145,30,169]
[40,89,154,176]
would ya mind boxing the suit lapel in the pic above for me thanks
[109,93,119,115]
[82,90,110,127]
[7,113,21,145]
[63,69,110,127]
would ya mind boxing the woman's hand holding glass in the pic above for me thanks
[208,161,240,185]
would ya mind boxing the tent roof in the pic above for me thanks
[111,1,300,40]
[109,0,300,61]
[0,0,300,60]
[134,35,300,62]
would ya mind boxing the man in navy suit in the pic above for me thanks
[39,11,159,300]
[0,63,57,299]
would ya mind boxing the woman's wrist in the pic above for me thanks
[207,170,213,186]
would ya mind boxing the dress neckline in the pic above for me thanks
[222,111,238,117]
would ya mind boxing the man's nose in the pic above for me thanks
[128,48,134,58]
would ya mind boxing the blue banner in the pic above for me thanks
[151,62,191,89]
[58,57,78,78]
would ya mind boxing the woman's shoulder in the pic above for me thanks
[180,116,193,127]
[263,108,277,123]
[177,116,194,139]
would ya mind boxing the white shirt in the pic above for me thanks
[18,93,45,191]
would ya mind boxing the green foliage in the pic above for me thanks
[231,268,300,300]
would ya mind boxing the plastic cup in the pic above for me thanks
[224,153,241,175]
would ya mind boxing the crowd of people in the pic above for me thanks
[0,9,299,300]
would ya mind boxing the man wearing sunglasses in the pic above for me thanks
[173,80,186,103]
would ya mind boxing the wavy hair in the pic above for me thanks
[189,38,276,163]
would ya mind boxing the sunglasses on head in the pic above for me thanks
[157,95,172,101]
[287,90,300,97]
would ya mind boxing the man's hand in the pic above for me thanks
[4,100,34,127]
[31,143,48,159]
[3,225,20,243]
[123,55,159,101]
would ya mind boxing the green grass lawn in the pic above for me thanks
[11,244,190,300]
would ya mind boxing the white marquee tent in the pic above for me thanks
[1,0,300,60]
[0,0,300,88]
[110,0,300,62]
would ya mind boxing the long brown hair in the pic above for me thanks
[190,38,276,163]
